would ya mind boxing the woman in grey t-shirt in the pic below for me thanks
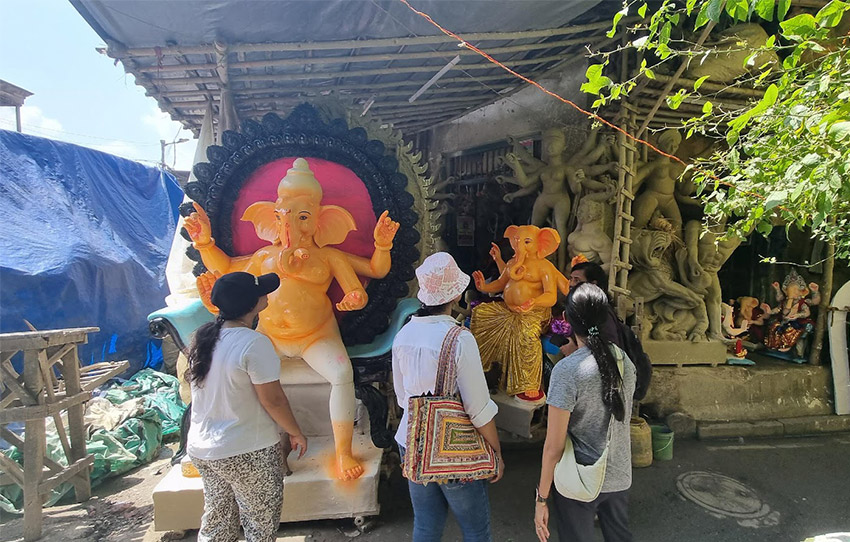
[533,283,636,542]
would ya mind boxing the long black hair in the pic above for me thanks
[186,314,226,386]
[565,283,626,422]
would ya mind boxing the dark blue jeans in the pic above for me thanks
[401,447,493,542]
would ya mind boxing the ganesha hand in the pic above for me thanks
[185,202,213,246]
[337,289,368,311]
[472,270,486,291]
[808,282,819,292]
[197,270,221,314]
[373,210,400,249]
[518,299,536,313]
[489,243,502,263]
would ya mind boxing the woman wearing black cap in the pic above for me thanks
[186,271,307,542]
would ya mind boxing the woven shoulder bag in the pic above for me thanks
[403,325,500,483]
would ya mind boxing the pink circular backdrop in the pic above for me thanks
[231,157,378,307]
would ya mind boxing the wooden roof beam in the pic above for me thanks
[111,19,635,59]
[149,48,597,85]
[137,36,606,73]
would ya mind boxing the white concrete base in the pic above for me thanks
[153,435,382,531]
[492,391,545,439]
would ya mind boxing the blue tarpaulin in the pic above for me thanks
[0,129,183,374]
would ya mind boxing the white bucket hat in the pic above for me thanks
[415,252,470,306]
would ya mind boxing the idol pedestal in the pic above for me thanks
[152,359,382,531]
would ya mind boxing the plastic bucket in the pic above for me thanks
[630,417,653,468]
[650,424,674,461]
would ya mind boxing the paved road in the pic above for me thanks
[271,433,850,541]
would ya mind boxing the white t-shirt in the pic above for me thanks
[187,327,282,461]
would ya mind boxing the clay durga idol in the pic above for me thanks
[498,127,616,270]
[470,225,566,403]
[184,158,399,481]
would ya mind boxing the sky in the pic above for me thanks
[0,0,198,170]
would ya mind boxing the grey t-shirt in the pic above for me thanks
[547,345,636,493]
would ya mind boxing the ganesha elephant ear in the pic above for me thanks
[241,202,279,244]
[504,225,519,250]
[537,227,562,259]
[315,205,357,247]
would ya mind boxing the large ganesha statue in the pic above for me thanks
[185,158,399,480]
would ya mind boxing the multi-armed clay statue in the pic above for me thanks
[498,128,615,270]
[470,225,564,403]
[184,158,399,480]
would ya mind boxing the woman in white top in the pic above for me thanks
[392,252,503,542]
[187,271,307,542]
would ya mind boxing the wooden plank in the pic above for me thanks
[79,360,129,393]
[35,348,74,465]
[117,19,634,58]
[0,392,91,424]
[37,456,94,495]
[0,426,63,474]
[0,450,25,486]
[45,344,74,368]
[140,35,604,73]
[1,359,38,405]
[0,328,97,352]
[61,347,91,501]
[152,52,588,86]
[23,417,45,541]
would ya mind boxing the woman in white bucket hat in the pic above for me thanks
[392,252,503,542]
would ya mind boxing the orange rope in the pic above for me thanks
[398,0,685,164]
[398,0,783,210]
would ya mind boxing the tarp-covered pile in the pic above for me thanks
[0,369,187,514]
[0,129,184,373]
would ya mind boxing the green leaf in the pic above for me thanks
[815,0,850,28]
[726,130,740,146]
[765,190,788,211]
[780,13,817,39]
[694,2,712,29]
[777,0,792,20]
[755,0,776,20]
[828,121,850,140]
[686,0,698,15]
[694,75,710,91]
[608,7,628,38]
[645,67,656,80]
[707,0,724,21]
[726,0,751,20]
[703,100,714,114]
[757,221,774,236]
[659,21,672,45]
[666,89,688,110]
[581,64,612,95]
[638,2,648,17]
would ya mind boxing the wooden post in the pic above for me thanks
[22,349,45,542]
[63,346,91,500]
[809,240,835,365]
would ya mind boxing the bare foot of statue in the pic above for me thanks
[337,453,365,481]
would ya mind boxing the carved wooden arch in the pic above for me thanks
[180,104,420,345]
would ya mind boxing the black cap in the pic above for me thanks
[210,272,280,318]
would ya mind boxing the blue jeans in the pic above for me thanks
[402,446,492,542]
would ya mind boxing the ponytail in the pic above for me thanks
[186,314,225,386]
[566,284,626,422]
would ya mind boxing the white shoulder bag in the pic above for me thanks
[553,347,624,502]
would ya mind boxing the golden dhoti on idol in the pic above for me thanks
[471,302,551,397]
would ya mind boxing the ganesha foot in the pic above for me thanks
[337,453,365,481]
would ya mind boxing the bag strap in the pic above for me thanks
[434,325,464,396]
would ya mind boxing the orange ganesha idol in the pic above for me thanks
[184,158,399,480]
[471,225,567,404]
